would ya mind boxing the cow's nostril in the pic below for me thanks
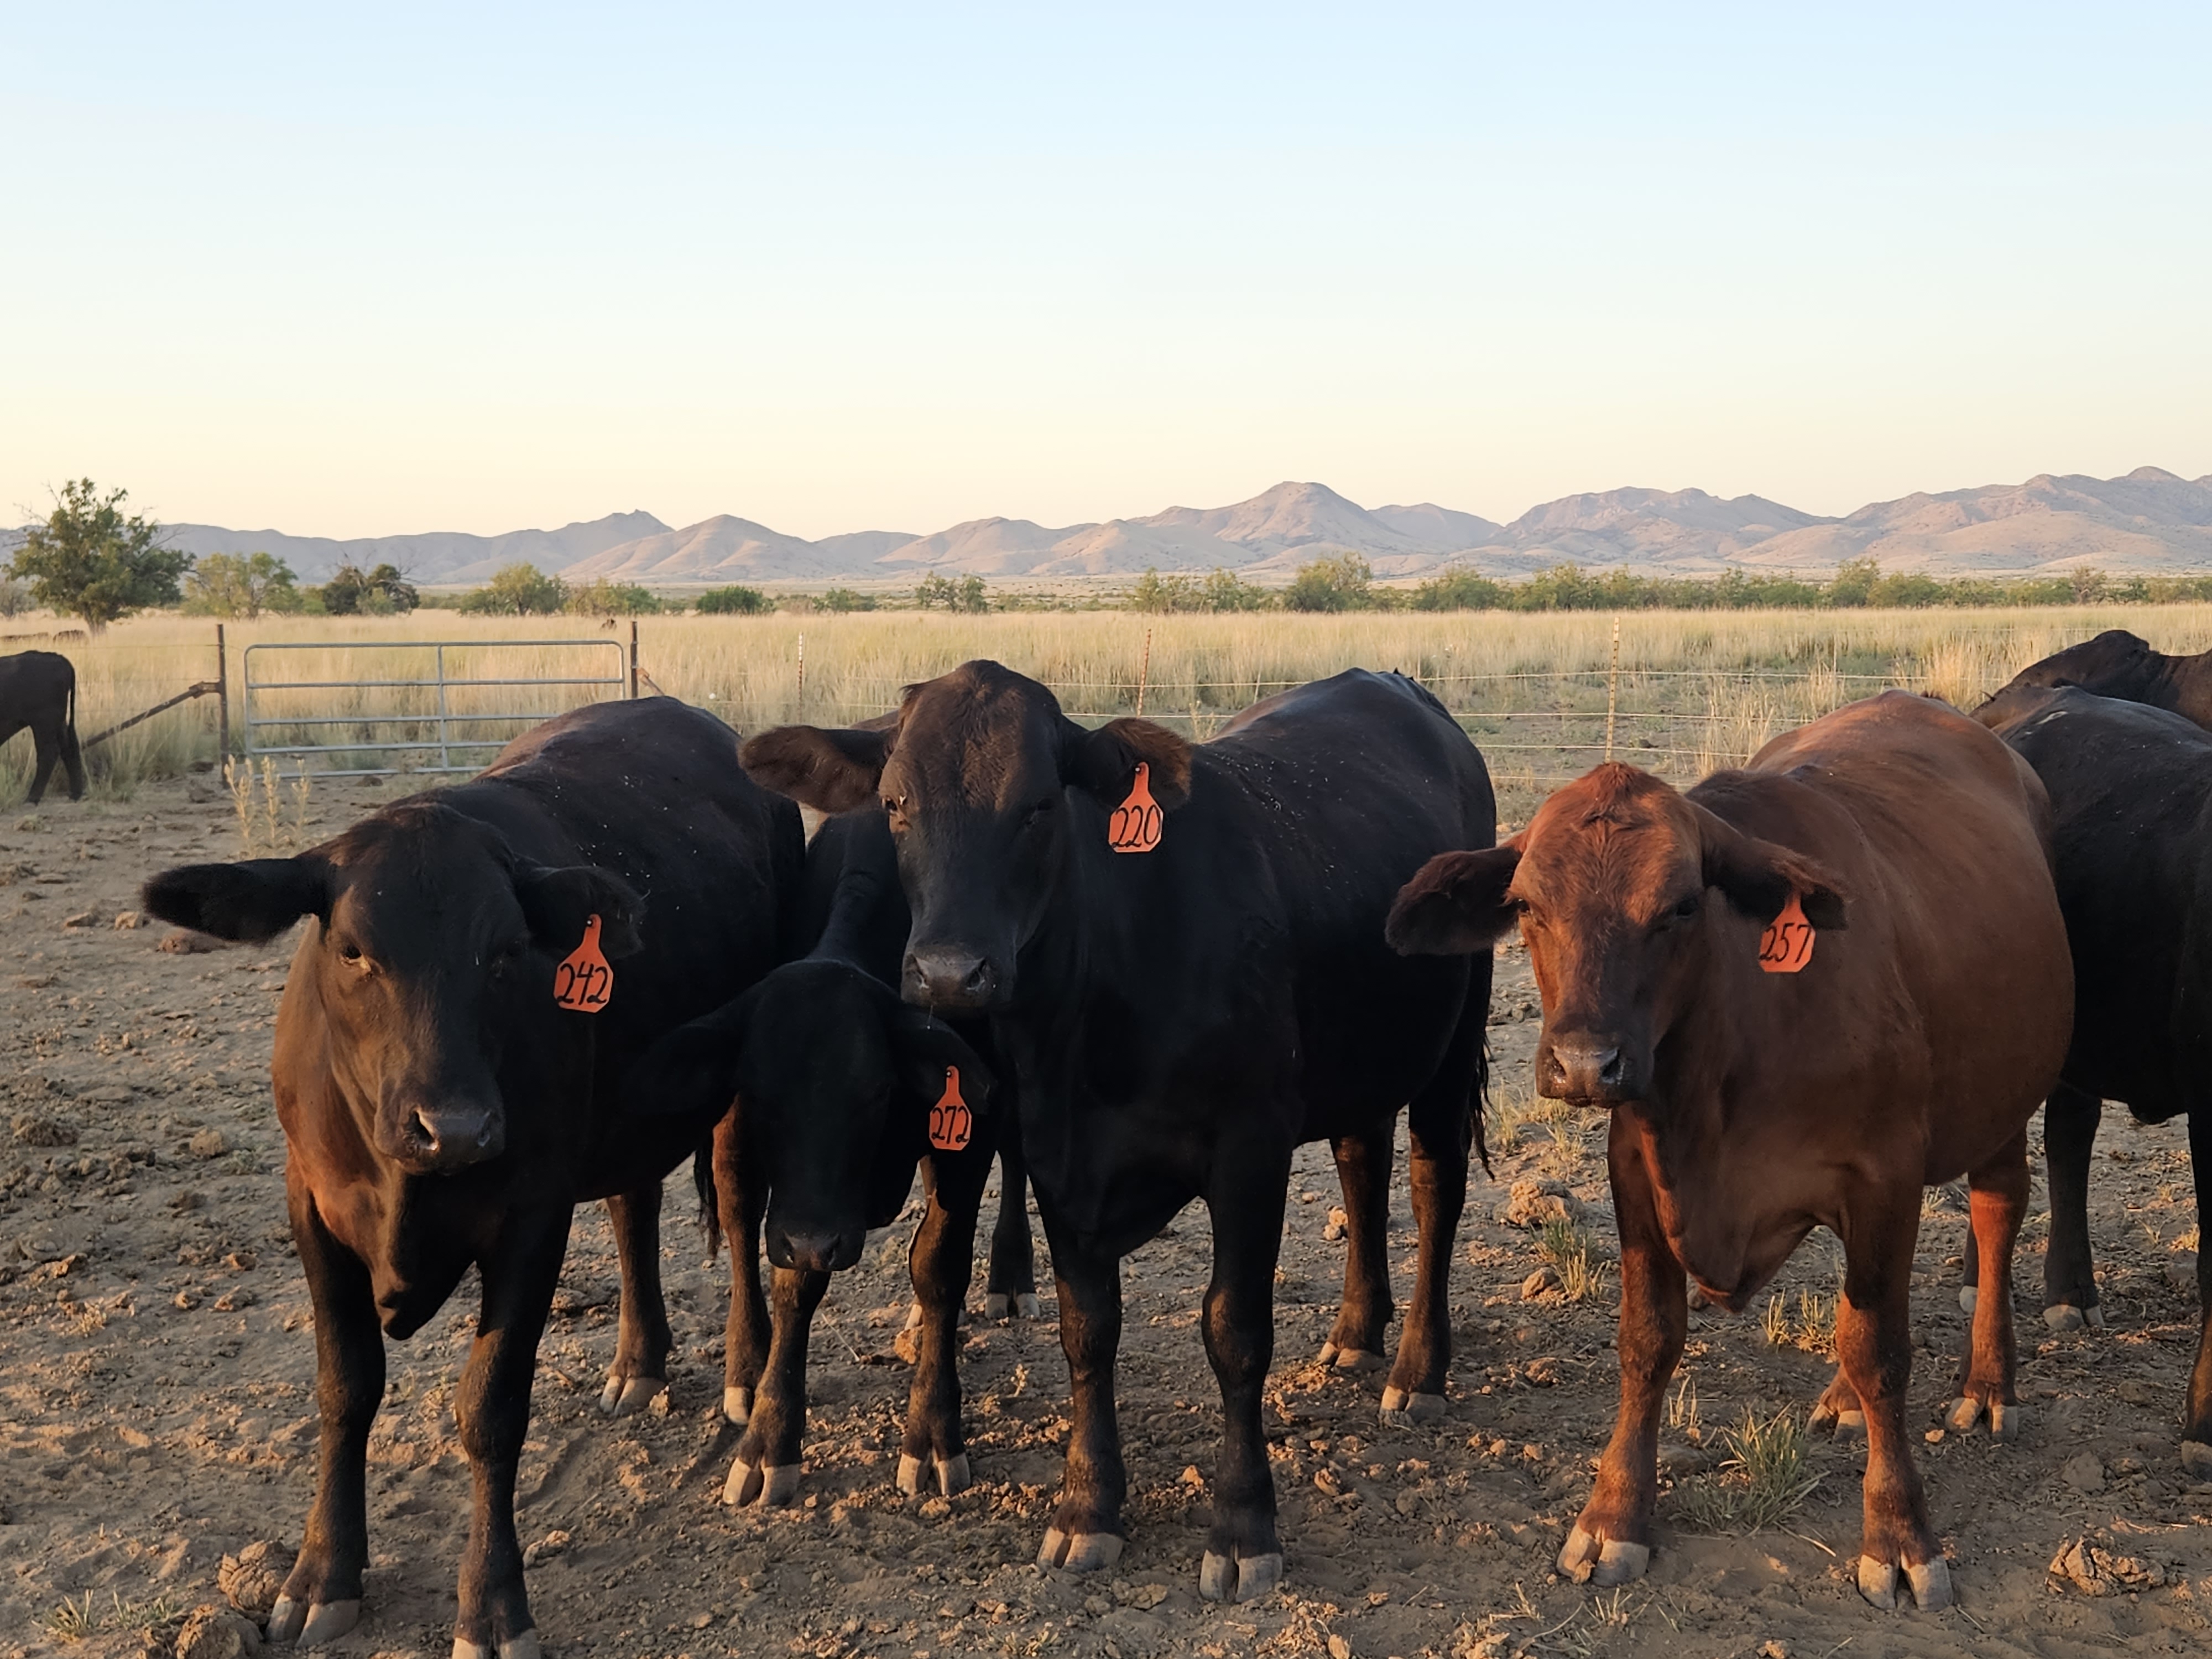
[410,1108,439,1148]
[1597,1048,1626,1085]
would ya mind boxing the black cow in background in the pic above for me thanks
[1974,686,2212,1477]
[738,662,1495,1603]
[638,805,1013,1507]
[142,699,804,1658]
[1,649,86,803]
[1991,627,2212,727]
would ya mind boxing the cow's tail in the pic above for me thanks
[1471,1033,1493,1179]
[693,1131,721,1260]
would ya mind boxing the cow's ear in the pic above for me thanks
[1696,809,1849,931]
[625,985,759,1124]
[888,1004,995,1117]
[141,858,331,943]
[741,725,890,814]
[515,863,646,958]
[1061,717,1193,812]
[1386,843,1523,954]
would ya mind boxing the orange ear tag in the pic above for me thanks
[1108,761,1163,854]
[1757,892,1815,974]
[553,914,614,1012]
[928,1066,972,1153]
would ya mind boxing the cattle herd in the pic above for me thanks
[95,630,2201,1658]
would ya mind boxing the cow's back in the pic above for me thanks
[1695,691,2072,1177]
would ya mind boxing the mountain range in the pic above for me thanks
[9,469,2210,586]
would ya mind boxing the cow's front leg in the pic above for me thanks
[724,1265,828,1507]
[268,1178,384,1648]
[2182,1107,2212,1476]
[1837,1202,1949,1611]
[2040,1084,2105,1329]
[599,1185,672,1415]
[1035,1228,1127,1573]
[901,1147,988,1497]
[1199,1144,1291,1603]
[1946,1131,2028,1440]
[1561,1116,1682,1588]
[1319,1130,1392,1371]
[713,1110,770,1424]
[452,1210,571,1659]
[984,1130,1041,1318]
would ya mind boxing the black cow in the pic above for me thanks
[737,662,1495,1602]
[142,699,804,1658]
[1,649,85,804]
[1990,628,2212,727]
[1975,685,2212,1476]
[639,805,1015,1506]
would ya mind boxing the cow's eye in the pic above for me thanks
[1671,894,1701,921]
[1022,796,1056,829]
[336,941,366,967]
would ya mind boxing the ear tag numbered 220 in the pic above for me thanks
[1108,762,1163,854]
[928,1066,972,1152]
[1757,892,1815,975]
[554,914,614,1012]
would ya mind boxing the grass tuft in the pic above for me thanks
[1673,1407,1823,1533]
[1537,1215,1611,1303]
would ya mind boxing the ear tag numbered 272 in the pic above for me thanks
[1757,891,1815,975]
[1108,761,1163,854]
[554,914,614,1012]
[928,1066,972,1152]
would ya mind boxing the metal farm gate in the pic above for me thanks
[242,637,632,777]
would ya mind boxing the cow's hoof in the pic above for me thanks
[985,1291,1041,1319]
[1943,1395,2022,1438]
[724,1386,753,1425]
[1199,1549,1284,1603]
[1036,1527,1123,1572]
[599,1374,665,1416]
[1856,1555,1952,1611]
[1016,1291,1042,1317]
[1810,1403,1864,1440]
[985,1292,1011,1319]
[1958,1285,1977,1314]
[1318,1343,1383,1373]
[270,1596,361,1647]
[1379,1386,1445,1425]
[1558,1525,1649,1586]
[898,1452,971,1497]
[453,1634,542,1659]
[2043,1302,2105,1332]
[2179,1439,2212,1478]
[723,1457,800,1507]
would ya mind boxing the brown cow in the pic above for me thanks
[1387,692,2072,1611]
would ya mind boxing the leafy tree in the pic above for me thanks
[1824,557,1880,608]
[1200,569,1272,612]
[565,580,662,617]
[914,573,989,612]
[1131,566,1272,613]
[1410,571,1506,611]
[0,577,30,618]
[696,584,770,615]
[183,551,303,618]
[8,479,191,630]
[322,561,420,615]
[818,588,877,612]
[1283,553,1377,613]
[458,564,567,615]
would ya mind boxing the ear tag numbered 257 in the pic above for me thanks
[1108,761,1163,854]
[554,914,614,1012]
[1757,891,1815,974]
[928,1067,972,1152]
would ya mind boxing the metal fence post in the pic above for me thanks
[215,623,229,760]
[796,632,805,716]
[629,620,640,698]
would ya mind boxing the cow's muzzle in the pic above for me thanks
[1539,1032,1644,1104]
[389,1099,505,1173]
[768,1228,862,1274]
[902,945,1002,1012]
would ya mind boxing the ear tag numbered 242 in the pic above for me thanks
[554,914,614,1012]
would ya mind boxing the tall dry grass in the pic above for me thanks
[7,605,2211,808]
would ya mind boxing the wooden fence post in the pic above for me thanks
[1135,627,1152,717]
[1605,617,1620,763]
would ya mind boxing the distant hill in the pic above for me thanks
[8,468,2209,587]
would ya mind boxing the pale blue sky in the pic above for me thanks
[4,3,2207,539]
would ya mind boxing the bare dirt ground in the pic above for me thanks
[2,775,2208,1659]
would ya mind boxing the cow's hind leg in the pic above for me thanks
[984,1130,1041,1318]
[1035,1223,1128,1574]
[1319,1130,1392,1372]
[724,1266,828,1507]
[1198,1140,1291,1603]
[452,1210,571,1659]
[1383,999,1480,1423]
[58,712,84,800]
[901,1145,988,1496]
[25,718,61,806]
[268,1178,384,1648]
[1836,1201,1949,1611]
[2182,1107,2211,1476]
[1946,1131,2028,1441]
[2041,1084,2106,1330]
[599,1185,672,1415]
[1561,1112,1682,1589]
[714,1111,771,1424]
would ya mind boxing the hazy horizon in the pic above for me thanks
[6,4,2208,541]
